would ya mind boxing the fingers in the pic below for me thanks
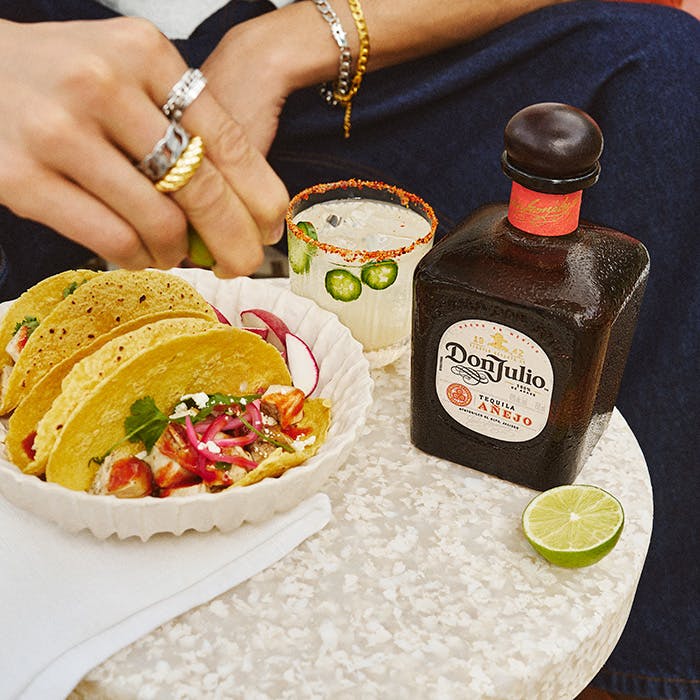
[103,71,288,276]
[180,91,289,247]
[174,95,289,276]
[5,17,289,276]
[136,60,289,275]
[0,149,154,270]
[36,91,189,269]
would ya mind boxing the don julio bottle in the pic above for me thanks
[410,103,649,490]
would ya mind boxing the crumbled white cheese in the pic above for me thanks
[169,403,197,420]
[200,440,221,454]
[135,450,148,460]
[291,435,316,451]
[179,392,210,409]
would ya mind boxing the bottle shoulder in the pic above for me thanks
[416,206,649,326]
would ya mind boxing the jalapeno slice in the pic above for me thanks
[325,269,362,302]
[288,221,318,274]
[360,260,398,290]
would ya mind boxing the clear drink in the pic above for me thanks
[287,180,436,367]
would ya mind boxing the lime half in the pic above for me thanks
[522,484,624,568]
[187,225,216,268]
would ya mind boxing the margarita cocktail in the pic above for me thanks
[287,180,437,366]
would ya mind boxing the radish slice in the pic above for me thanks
[209,304,231,325]
[240,308,290,359]
[285,332,319,397]
[241,326,269,340]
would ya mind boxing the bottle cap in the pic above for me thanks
[501,103,603,194]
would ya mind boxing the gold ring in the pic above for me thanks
[154,135,205,193]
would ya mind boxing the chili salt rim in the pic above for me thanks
[286,179,438,264]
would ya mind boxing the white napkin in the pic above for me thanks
[0,492,331,700]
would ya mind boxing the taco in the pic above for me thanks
[0,269,217,414]
[0,269,98,375]
[6,316,218,475]
[39,325,330,496]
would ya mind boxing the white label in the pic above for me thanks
[435,320,553,442]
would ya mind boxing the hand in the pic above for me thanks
[0,18,288,277]
[201,19,294,156]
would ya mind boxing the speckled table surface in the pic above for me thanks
[70,352,652,700]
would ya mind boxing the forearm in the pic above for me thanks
[226,0,573,92]
[201,0,572,153]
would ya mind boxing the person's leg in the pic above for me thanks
[0,211,104,301]
[271,3,699,698]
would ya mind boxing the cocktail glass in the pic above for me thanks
[286,180,437,368]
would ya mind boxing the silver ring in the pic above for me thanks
[137,121,190,182]
[162,68,207,122]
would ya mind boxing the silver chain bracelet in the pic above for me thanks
[311,0,352,106]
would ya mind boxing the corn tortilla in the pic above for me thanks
[44,326,293,491]
[5,312,218,473]
[0,270,99,368]
[0,269,216,414]
[26,317,218,476]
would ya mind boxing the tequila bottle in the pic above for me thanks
[410,103,649,490]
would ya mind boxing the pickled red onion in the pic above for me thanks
[215,433,257,447]
[195,447,258,471]
[203,414,228,442]
[184,415,258,474]
[247,401,263,431]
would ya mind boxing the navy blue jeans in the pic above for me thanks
[2,1,699,697]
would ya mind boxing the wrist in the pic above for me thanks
[227,2,345,94]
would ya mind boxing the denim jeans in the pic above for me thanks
[2,1,699,697]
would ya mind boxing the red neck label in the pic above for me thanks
[507,182,582,236]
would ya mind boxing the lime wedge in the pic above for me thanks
[522,484,624,568]
[187,225,216,268]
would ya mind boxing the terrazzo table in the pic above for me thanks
[71,351,653,700]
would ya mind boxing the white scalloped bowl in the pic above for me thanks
[0,268,373,540]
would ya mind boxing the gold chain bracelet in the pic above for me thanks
[332,0,370,138]
[313,0,353,106]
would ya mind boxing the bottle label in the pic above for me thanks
[435,320,553,442]
[508,182,582,236]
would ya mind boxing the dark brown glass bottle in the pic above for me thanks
[410,103,649,490]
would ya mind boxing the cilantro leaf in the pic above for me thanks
[62,279,87,298]
[91,397,168,465]
[124,397,169,452]
[13,316,39,335]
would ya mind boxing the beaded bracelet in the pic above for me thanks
[312,0,353,106]
[334,0,370,139]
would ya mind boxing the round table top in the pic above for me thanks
[71,352,653,700]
